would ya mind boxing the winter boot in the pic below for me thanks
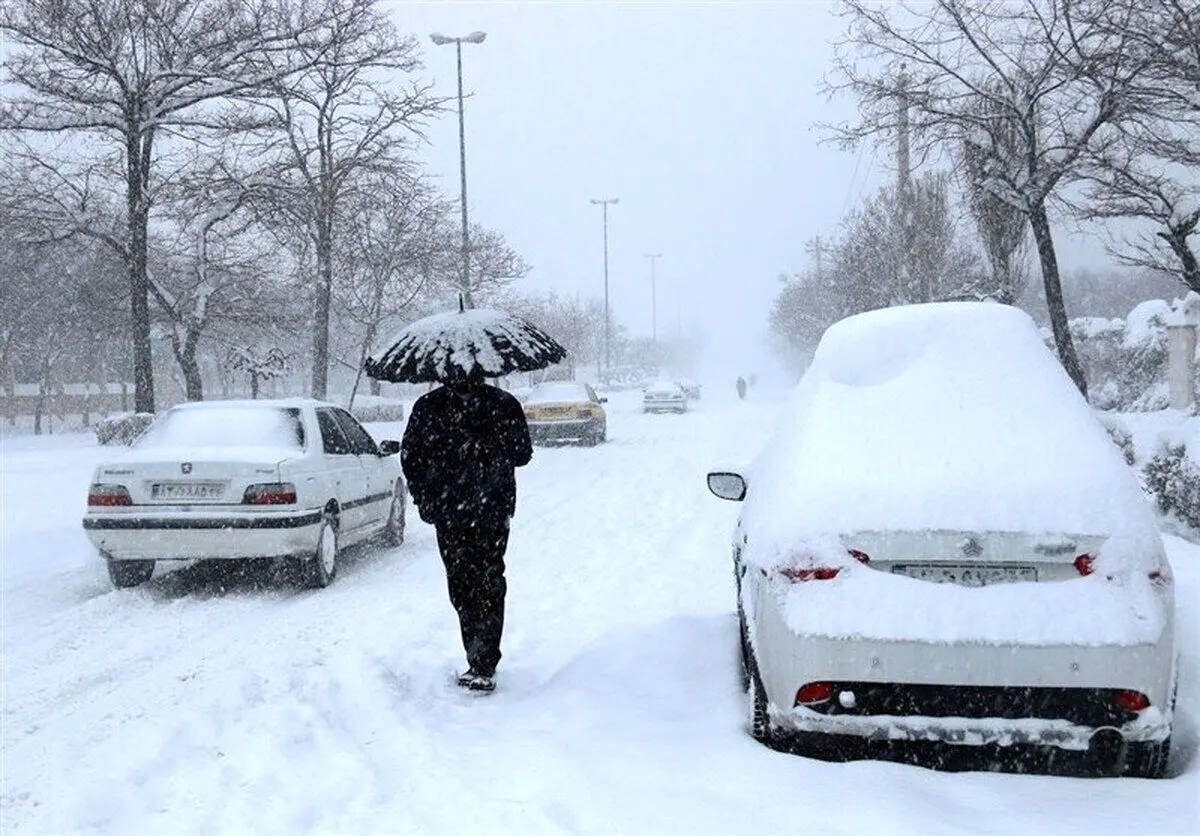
[456,668,496,693]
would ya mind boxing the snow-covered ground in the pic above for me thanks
[2,386,1197,835]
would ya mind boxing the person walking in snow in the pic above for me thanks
[400,365,533,693]
[735,376,747,400]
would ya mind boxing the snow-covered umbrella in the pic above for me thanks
[364,305,568,384]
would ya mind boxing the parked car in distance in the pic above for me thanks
[522,381,607,445]
[83,398,406,590]
[643,379,688,413]
[707,302,1177,778]
[677,378,702,400]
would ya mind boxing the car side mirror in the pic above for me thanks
[378,439,401,456]
[707,471,747,501]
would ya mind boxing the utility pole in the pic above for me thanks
[805,236,826,284]
[894,63,924,303]
[590,198,619,383]
[644,252,662,352]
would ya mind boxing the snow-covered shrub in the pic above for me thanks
[95,412,155,445]
[1048,301,1171,411]
[350,397,406,423]
[1143,420,1200,535]
[1098,414,1136,466]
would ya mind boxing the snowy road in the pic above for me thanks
[2,387,1197,834]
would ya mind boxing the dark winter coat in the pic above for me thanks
[400,382,533,526]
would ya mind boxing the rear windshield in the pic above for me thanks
[526,383,590,404]
[136,406,305,449]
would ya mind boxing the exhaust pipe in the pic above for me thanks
[1087,728,1127,777]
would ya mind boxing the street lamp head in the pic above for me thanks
[430,33,453,45]
[463,31,487,44]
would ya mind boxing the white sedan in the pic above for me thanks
[707,302,1177,778]
[83,398,405,590]
[643,380,688,413]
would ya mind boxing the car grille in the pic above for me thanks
[803,682,1139,728]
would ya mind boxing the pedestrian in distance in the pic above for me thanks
[400,365,533,693]
[736,376,747,400]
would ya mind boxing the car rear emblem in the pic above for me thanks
[181,463,193,474]
[960,536,983,557]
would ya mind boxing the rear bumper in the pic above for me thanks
[83,509,322,560]
[528,418,601,440]
[643,400,686,411]
[751,591,1177,750]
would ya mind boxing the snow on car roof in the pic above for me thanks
[741,302,1160,558]
[645,380,683,393]
[525,382,590,404]
[133,403,306,454]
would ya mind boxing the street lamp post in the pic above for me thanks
[644,252,661,352]
[431,30,487,309]
[591,197,618,383]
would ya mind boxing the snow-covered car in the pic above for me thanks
[643,380,688,413]
[706,302,1178,778]
[522,381,607,445]
[83,399,406,590]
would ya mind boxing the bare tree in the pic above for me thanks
[0,0,340,413]
[247,0,443,398]
[1074,0,1200,293]
[960,88,1030,304]
[333,173,450,405]
[823,0,1158,396]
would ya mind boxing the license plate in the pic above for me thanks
[151,481,225,500]
[891,564,1037,587]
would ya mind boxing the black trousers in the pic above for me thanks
[435,518,510,677]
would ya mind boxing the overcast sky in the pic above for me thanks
[395,0,1117,379]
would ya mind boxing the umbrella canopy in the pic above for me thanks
[365,307,568,384]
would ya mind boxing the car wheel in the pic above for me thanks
[1123,736,1171,779]
[107,558,155,589]
[303,513,339,589]
[381,483,406,547]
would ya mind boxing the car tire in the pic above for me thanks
[303,513,339,589]
[750,673,771,743]
[381,483,406,547]
[107,558,155,589]
[1123,736,1171,779]
[737,606,751,693]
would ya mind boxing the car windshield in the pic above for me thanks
[136,406,305,450]
[526,383,590,404]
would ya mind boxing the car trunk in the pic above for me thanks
[98,449,295,506]
[843,530,1108,586]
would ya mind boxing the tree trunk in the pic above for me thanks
[172,329,204,401]
[1028,202,1088,398]
[250,373,260,400]
[127,125,157,414]
[310,218,333,399]
[1160,224,1200,294]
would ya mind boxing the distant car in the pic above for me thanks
[707,302,1177,778]
[522,381,607,445]
[643,380,688,414]
[678,379,702,400]
[82,398,406,590]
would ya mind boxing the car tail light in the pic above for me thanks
[795,681,835,706]
[1113,689,1150,712]
[1073,553,1095,576]
[88,484,132,506]
[242,482,297,505]
[848,549,870,564]
[779,566,841,582]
